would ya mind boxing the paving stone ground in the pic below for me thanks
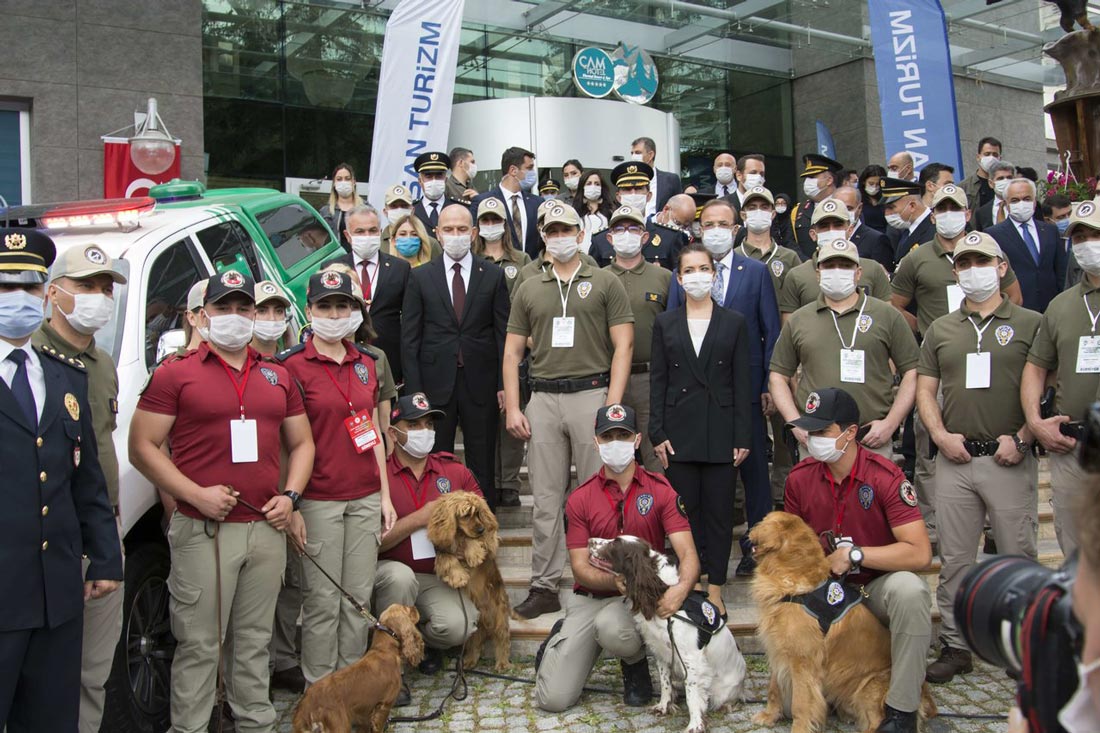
[272,651,1017,732]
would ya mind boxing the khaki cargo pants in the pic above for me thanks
[526,388,607,592]
[79,517,124,733]
[373,560,479,649]
[622,372,662,473]
[167,513,285,733]
[1048,450,1085,557]
[269,540,302,673]
[862,571,933,712]
[935,454,1038,648]
[535,592,644,712]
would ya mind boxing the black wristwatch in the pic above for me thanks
[848,546,864,572]
[1012,435,1031,454]
[283,490,302,511]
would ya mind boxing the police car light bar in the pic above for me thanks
[36,197,156,229]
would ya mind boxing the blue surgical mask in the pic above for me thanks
[395,236,421,257]
[0,289,45,339]
[520,169,538,192]
[1057,218,1071,236]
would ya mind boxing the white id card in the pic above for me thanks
[840,349,866,383]
[966,352,991,389]
[230,419,258,463]
[946,285,964,313]
[1077,336,1100,373]
[410,528,436,560]
[552,316,575,348]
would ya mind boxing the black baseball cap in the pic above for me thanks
[307,268,363,304]
[390,392,445,423]
[787,388,860,432]
[204,270,256,304]
[595,403,638,435]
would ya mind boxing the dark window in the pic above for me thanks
[254,203,332,271]
[144,239,205,368]
[194,219,263,279]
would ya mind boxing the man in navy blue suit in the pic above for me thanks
[986,178,1067,313]
[667,198,780,576]
[470,147,543,261]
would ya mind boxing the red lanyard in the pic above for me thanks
[319,359,357,416]
[826,468,858,536]
[213,352,253,419]
[400,471,427,510]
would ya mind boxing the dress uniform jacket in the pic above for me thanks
[794,199,817,260]
[414,196,466,232]
[588,221,687,271]
[1,347,122,632]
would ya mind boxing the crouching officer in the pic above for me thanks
[535,404,698,713]
[783,388,932,733]
[0,229,122,732]
[374,393,481,700]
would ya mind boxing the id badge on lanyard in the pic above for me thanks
[965,315,994,390]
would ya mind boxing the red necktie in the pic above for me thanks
[452,262,465,366]
[360,261,372,301]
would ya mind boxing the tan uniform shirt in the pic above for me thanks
[605,259,672,365]
[33,322,120,505]
[778,256,892,314]
[508,260,634,379]
[739,241,801,299]
[445,174,475,202]
[771,294,920,424]
[480,248,532,298]
[918,298,1042,439]
[891,236,1019,335]
[1026,279,1100,417]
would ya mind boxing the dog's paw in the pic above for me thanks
[751,710,781,726]
[651,701,679,716]
[492,659,513,673]
[684,722,706,733]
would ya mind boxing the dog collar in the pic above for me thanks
[373,622,400,641]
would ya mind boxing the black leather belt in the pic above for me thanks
[529,373,610,394]
[964,439,1000,457]
[630,362,649,375]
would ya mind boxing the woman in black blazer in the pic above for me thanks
[649,243,752,617]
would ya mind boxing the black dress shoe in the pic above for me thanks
[498,489,521,507]
[735,554,756,577]
[876,704,917,733]
[270,665,305,693]
[394,679,412,707]
[620,659,653,707]
[418,647,443,675]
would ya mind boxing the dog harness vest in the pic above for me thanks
[780,579,864,635]
[669,591,726,649]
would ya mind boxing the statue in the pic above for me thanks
[1044,22,1100,182]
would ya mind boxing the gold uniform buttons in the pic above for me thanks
[39,471,47,482]
[35,437,43,448]
[41,541,48,551]
[41,506,48,516]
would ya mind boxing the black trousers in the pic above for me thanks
[433,367,499,509]
[0,613,82,732]
[666,461,736,585]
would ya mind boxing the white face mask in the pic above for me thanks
[935,211,967,239]
[885,212,908,230]
[818,269,857,300]
[702,227,733,256]
[422,180,446,201]
[630,152,644,162]
[205,312,254,351]
[681,272,714,301]
[957,266,1000,303]
[815,229,847,248]
[803,177,822,199]
[545,236,579,262]
[479,222,505,241]
[611,231,643,257]
[466,162,478,179]
[1059,657,1100,733]
[334,181,355,198]
[743,173,765,189]
[563,175,580,192]
[620,193,648,211]
[979,154,999,173]
[807,434,849,463]
[598,439,636,473]
[1074,240,1100,275]
[442,234,471,260]
[714,166,735,185]
[775,205,788,215]
[583,185,602,202]
[864,183,880,196]
[399,428,436,459]
[1009,200,1035,223]
[57,288,113,335]
[350,234,381,261]
[252,318,287,343]
[993,178,1011,200]
[744,209,773,234]
[388,207,411,221]
[311,310,362,342]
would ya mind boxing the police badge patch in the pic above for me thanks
[606,405,626,421]
[857,314,873,333]
[676,496,688,518]
[995,325,1014,346]
[64,393,80,421]
[436,477,451,493]
[412,393,430,410]
[84,246,107,265]
[899,481,918,507]
[259,367,278,386]
[858,484,874,510]
[505,265,518,279]
[701,601,717,626]
[827,581,844,606]
[577,281,593,299]
[770,260,784,278]
[1078,201,1096,218]
[636,493,654,516]
[221,271,245,288]
[321,271,343,289]
[805,392,820,413]
[353,363,371,384]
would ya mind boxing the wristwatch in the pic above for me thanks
[283,490,302,511]
[1012,435,1031,454]
[848,546,864,572]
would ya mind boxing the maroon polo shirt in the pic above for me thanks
[138,342,305,522]
[784,446,923,585]
[565,466,691,596]
[379,451,482,573]
[279,337,381,501]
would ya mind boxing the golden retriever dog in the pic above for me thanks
[291,604,424,733]
[748,512,936,733]
[426,491,511,671]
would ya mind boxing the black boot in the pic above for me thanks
[620,658,653,707]
[535,619,564,674]
[394,677,412,707]
[926,639,973,684]
[876,704,917,733]
[418,647,443,675]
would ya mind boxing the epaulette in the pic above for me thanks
[434,451,458,461]
[36,344,86,371]
[275,343,307,362]
[353,343,379,360]
[787,456,819,475]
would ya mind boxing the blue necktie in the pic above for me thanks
[1020,223,1040,266]
[6,350,37,430]
[711,262,726,303]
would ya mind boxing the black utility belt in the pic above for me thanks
[963,439,1001,457]
[630,362,649,375]
[529,373,610,394]
[1060,421,1086,440]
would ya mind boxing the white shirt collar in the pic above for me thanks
[353,252,380,270]
[851,220,863,235]
[909,207,931,233]
[0,339,34,364]
[446,250,473,272]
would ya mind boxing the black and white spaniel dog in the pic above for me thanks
[589,535,746,733]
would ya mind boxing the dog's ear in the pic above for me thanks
[394,607,425,667]
[477,498,500,554]
[427,495,459,552]
[619,542,665,620]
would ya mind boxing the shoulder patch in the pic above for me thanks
[676,495,688,518]
[37,345,86,372]
[899,481,918,507]
[275,343,307,362]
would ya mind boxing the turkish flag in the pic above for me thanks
[102,137,181,198]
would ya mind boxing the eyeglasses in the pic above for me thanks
[609,225,644,236]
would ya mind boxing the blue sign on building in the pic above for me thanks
[572,47,616,98]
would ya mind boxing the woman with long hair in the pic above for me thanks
[387,213,434,268]
[859,164,889,232]
[319,162,366,252]
[571,169,615,253]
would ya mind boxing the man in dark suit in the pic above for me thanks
[470,146,542,261]
[412,151,466,232]
[794,153,843,260]
[986,178,1068,312]
[590,162,687,270]
[0,228,122,731]
[332,205,411,384]
[973,161,1017,232]
[834,186,895,273]
[630,136,681,217]
[667,199,780,576]
[881,178,934,267]
[402,204,511,508]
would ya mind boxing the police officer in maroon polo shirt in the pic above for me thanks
[783,387,932,733]
[534,403,699,714]
[129,271,314,733]
[373,393,482,699]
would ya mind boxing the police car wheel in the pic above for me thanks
[103,542,174,733]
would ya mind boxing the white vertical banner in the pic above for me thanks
[368,0,465,212]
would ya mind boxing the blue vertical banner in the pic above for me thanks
[815,120,836,160]
[868,0,963,177]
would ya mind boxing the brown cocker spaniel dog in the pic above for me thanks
[291,604,424,733]
[426,491,511,671]
[748,512,937,733]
